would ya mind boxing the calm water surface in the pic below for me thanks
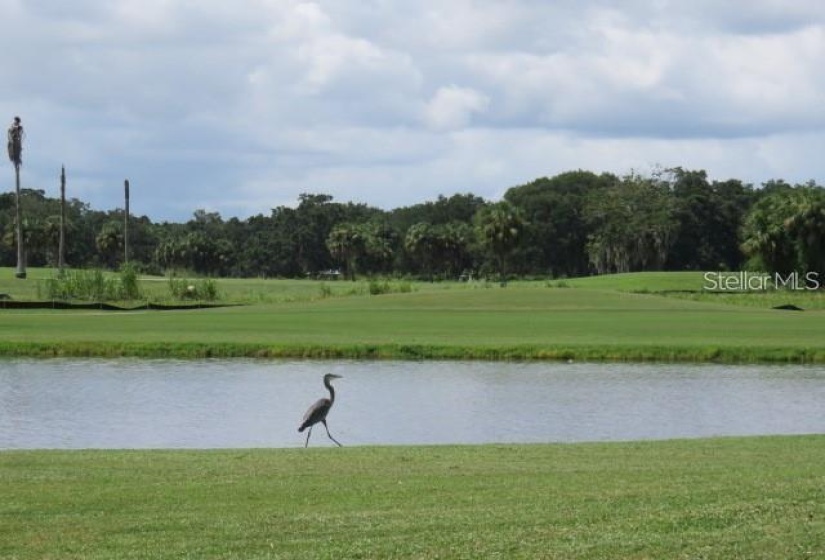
[1,359,824,449]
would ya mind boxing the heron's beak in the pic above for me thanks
[329,374,343,379]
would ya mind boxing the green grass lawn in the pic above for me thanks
[2,437,823,559]
[3,270,824,558]
[563,271,825,309]
[0,267,459,304]
[2,268,825,361]
[559,270,707,292]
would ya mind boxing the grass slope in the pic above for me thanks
[2,437,823,559]
[2,268,825,361]
[560,271,707,292]
[2,283,825,361]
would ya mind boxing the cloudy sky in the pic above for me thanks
[2,0,824,222]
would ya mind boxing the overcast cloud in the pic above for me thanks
[2,0,823,222]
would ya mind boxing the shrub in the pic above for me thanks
[369,280,390,295]
[118,264,142,300]
[318,283,333,299]
[44,268,142,302]
[168,277,220,301]
[369,279,414,295]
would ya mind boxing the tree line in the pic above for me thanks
[1,168,823,281]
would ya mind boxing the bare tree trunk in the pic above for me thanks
[124,179,130,264]
[59,166,66,271]
[14,163,26,279]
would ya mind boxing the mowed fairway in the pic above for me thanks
[3,274,825,558]
[1,281,825,361]
[2,437,824,559]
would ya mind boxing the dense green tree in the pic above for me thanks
[327,223,365,280]
[665,168,754,271]
[741,184,825,278]
[182,231,213,275]
[0,171,811,282]
[784,186,825,277]
[295,194,339,275]
[181,210,235,275]
[154,237,185,271]
[387,193,486,231]
[40,215,62,266]
[352,220,398,276]
[95,221,123,269]
[404,222,439,280]
[437,221,477,278]
[62,205,105,268]
[505,171,616,277]
[474,201,527,283]
[0,189,62,267]
[709,178,756,270]
[388,193,485,277]
[399,220,477,280]
[585,172,677,274]
[125,216,160,271]
[277,194,380,277]
[232,214,289,277]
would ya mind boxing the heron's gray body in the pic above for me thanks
[299,374,343,447]
[299,397,332,432]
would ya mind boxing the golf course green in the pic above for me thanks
[2,438,823,559]
[1,269,824,362]
[2,269,823,558]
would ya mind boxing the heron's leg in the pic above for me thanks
[322,420,342,447]
[304,426,313,448]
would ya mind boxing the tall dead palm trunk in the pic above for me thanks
[7,116,25,279]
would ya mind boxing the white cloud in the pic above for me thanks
[1,0,823,222]
[423,85,490,131]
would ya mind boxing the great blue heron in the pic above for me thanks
[298,373,343,447]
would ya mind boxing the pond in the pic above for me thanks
[1,359,824,449]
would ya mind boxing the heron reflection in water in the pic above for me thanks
[298,373,343,447]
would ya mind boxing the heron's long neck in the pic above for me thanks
[325,380,336,404]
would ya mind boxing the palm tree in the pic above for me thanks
[326,223,364,280]
[474,201,526,284]
[783,188,825,278]
[741,190,800,275]
[8,116,25,278]
[404,222,438,281]
[95,222,123,269]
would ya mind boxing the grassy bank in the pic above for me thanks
[564,271,825,310]
[2,282,825,362]
[2,268,825,362]
[2,437,823,559]
[0,267,448,305]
